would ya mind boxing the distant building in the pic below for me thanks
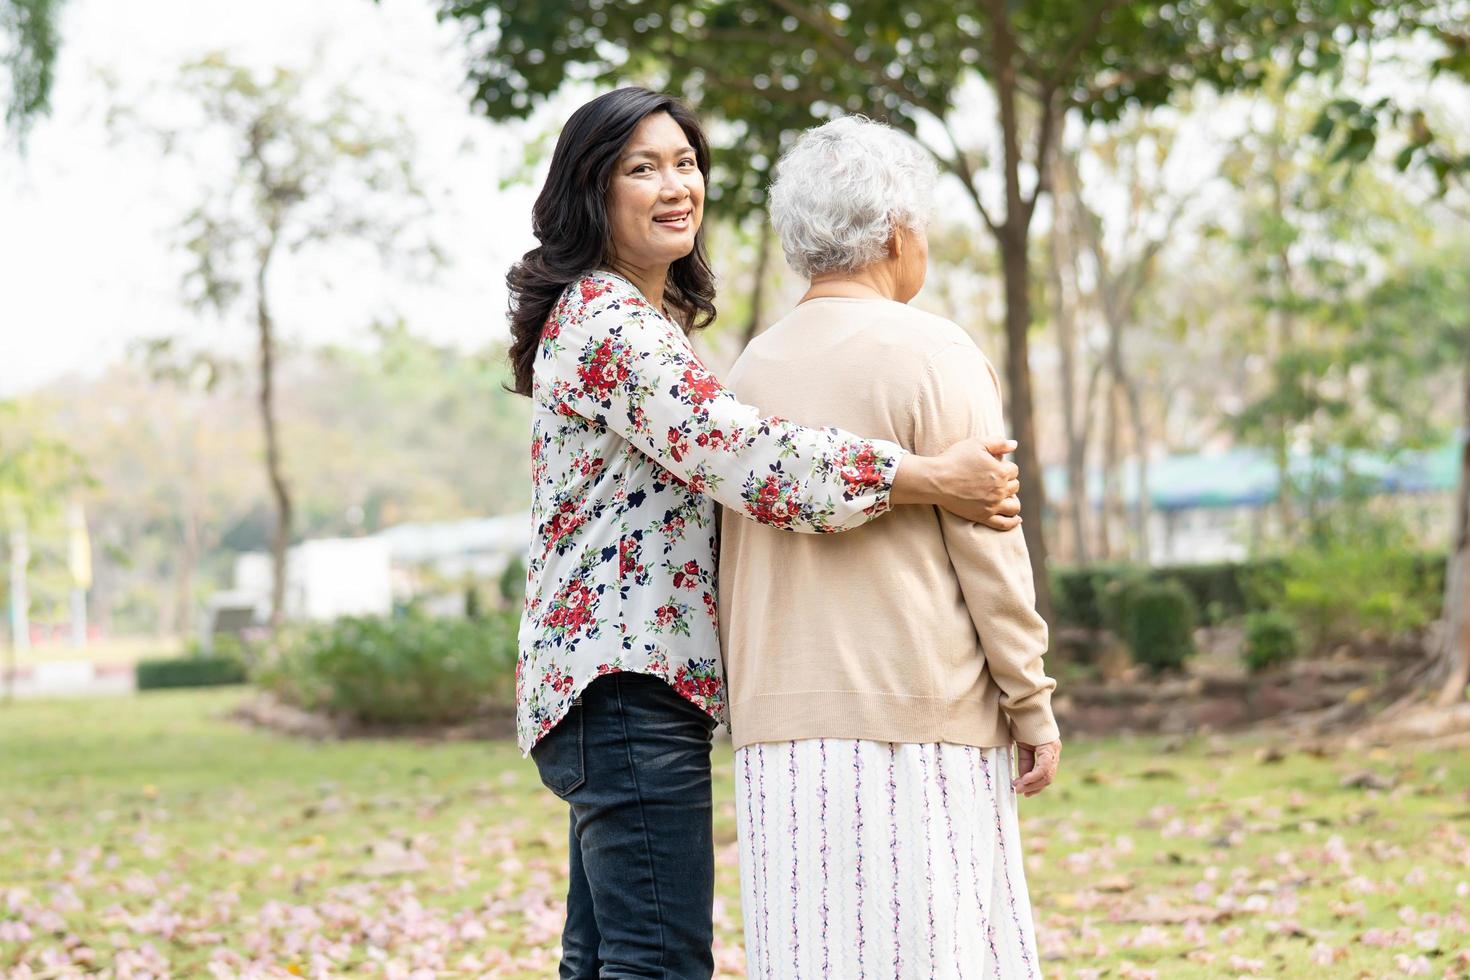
[373,511,530,580]
[222,512,530,626]
[231,536,395,622]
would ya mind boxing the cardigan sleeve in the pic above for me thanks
[912,339,1060,746]
[538,277,905,533]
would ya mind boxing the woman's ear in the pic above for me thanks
[888,220,904,260]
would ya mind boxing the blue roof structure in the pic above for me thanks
[1044,436,1460,513]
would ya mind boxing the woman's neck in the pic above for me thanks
[604,257,670,311]
[800,268,897,304]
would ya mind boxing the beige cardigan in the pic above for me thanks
[718,297,1059,750]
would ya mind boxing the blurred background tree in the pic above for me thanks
[0,0,63,145]
[107,53,442,633]
[0,399,88,697]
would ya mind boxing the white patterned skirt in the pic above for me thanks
[734,739,1041,980]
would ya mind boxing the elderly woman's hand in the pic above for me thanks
[1013,739,1061,797]
[892,436,1022,530]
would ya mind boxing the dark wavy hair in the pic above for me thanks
[506,87,717,397]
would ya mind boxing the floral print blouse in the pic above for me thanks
[515,271,907,753]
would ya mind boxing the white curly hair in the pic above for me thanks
[767,115,938,280]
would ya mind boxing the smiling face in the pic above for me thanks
[605,112,705,272]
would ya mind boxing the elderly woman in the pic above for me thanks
[509,89,1025,979]
[719,116,1062,978]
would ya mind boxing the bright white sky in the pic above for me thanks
[0,0,574,398]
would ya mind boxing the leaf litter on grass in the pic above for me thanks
[2,692,1468,978]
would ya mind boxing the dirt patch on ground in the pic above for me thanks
[1052,626,1437,739]
[227,692,518,742]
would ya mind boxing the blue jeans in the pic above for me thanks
[531,672,717,979]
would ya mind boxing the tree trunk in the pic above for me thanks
[1267,124,1296,542]
[175,412,206,640]
[1099,382,1120,560]
[1436,355,1470,705]
[986,1,1054,626]
[1046,196,1090,565]
[1121,377,1152,564]
[742,217,773,349]
[256,236,293,633]
[176,507,199,638]
[7,515,29,656]
[998,233,1055,624]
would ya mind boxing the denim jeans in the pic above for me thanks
[531,671,718,979]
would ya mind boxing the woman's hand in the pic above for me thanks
[1013,739,1061,797]
[891,437,1022,530]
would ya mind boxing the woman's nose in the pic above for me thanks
[659,169,688,200]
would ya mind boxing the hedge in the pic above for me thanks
[1052,552,1445,630]
[136,655,249,690]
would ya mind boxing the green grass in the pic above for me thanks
[2,689,1468,978]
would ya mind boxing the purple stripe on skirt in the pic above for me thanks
[981,751,1035,979]
[819,739,830,976]
[888,742,902,978]
[853,740,866,976]
[789,743,801,977]
[758,742,772,980]
[937,748,964,979]
[969,755,1002,979]
[921,744,937,972]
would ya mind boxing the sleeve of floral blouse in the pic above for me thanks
[542,283,906,533]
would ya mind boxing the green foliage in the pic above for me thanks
[1,0,63,144]
[1262,526,1440,651]
[255,611,519,725]
[1219,85,1467,541]
[1053,560,1268,631]
[1242,609,1300,672]
[1055,547,1443,653]
[435,0,1444,216]
[1308,11,1470,192]
[1113,578,1198,675]
[498,555,527,604]
[0,400,90,517]
[136,654,248,690]
[1093,567,1150,636]
[1051,564,1116,631]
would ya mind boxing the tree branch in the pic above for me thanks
[933,117,1001,236]
[1026,92,1062,224]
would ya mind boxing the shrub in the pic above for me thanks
[1115,579,1197,674]
[1094,569,1149,637]
[1052,551,1441,636]
[255,610,520,725]
[136,654,248,690]
[1242,610,1300,672]
[1267,531,1439,652]
[1164,561,1267,624]
[1052,565,1119,631]
[1053,560,1264,631]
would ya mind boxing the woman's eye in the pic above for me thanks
[678,158,696,168]
[631,164,653,175]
